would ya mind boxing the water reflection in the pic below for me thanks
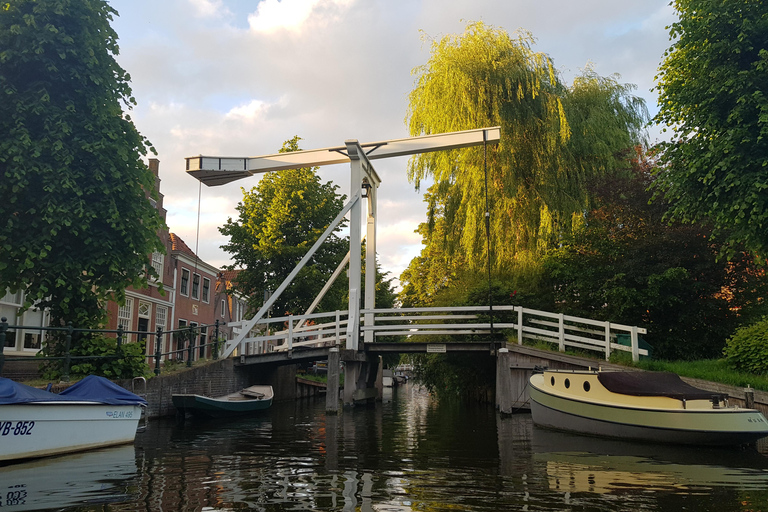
[9,383,768,511]
[0,444,137,511]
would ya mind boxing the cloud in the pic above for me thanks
[247,0,355,33]
[187,0,231,19]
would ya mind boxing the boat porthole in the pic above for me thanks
[550,376,555,386]
[564,378,570,389]
[583,381,591,392]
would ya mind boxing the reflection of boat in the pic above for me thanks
[172,385,273,418]
[0,444,137,511]
[537,450,768,494]
[0,376,147,462]
[529,369,768,445]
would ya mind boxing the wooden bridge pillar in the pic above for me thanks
[326,347,340,414]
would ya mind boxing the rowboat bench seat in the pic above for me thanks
[597,371,729,402]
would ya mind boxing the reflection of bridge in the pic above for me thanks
[185,127,645,410]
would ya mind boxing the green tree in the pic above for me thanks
[536,153,768,360]
[0,0,165,328]
[653,0,768,257]
[406,22,647,281]
[219,137,349,317]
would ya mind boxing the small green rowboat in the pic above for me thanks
[172,385,273,418]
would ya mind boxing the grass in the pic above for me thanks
[633,358,768,392]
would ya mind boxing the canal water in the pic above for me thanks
[3,382,768,511]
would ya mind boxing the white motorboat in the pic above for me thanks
[528,369,768,446]
[0,375,147,462]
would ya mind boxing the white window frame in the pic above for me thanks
[191,273,201,300]
[118,297,134,342]
[151,252,164,278]
[180,268,190,296]
[202,277,210,303]
[156,306,167,331]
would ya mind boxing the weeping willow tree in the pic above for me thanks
[403,22,648,300]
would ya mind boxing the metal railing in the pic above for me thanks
[0,317,228,379]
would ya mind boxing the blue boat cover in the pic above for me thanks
[0,376,146,406]
[59,375,147,405]
[0,378,71,404]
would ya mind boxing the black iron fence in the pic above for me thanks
[0,317,226,380]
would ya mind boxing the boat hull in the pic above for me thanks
[172,386,274,418]
[529,372,768,446]
[0,403,143,462]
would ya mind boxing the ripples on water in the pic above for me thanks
[2,383,768,511]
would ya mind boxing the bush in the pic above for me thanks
[68,334,150,380]
[723,318,768,375]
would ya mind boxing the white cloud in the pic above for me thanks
[187,0,230,19]
[225,99,270,121]
[247,0,354,33]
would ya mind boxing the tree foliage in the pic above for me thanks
[653,0,768,257]
[0,0,165,327]
[536,153,768,360]
[220,137,349,317]
[401,21,647,302]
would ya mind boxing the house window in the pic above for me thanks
[156,306,167,330]
[192,304,199,316]
[118,298,133,330]
[180,269,190,296]
[22,308,43,350]
[202,278,210,303]
[220,299,226,318]
[151,252,164,278]
[138,301,151,318]
[192,273,200,300]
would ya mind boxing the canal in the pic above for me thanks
[3,382,768,511]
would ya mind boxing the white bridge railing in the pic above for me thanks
[231,305,648,362]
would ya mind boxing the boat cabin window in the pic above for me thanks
[564,378,570,389]
[550,377,555,386]
[583,381,591,392]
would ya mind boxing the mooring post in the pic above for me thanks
[326,347,340,414]
[745,386,755,409]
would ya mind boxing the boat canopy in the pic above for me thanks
[1,376,146,406]
[0,378,71,404]
[59,375,147,405]
[597,372,729,401]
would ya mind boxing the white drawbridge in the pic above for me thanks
[185,127,501,359]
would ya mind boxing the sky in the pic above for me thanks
[108,0,676,287]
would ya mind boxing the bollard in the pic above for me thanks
[745,386,755,410]
[0,317,7,375]
[154,327,163,376]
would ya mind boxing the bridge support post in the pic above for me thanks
[326,348,340,414]
[342,353,378,407]
[496,348,534,414]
